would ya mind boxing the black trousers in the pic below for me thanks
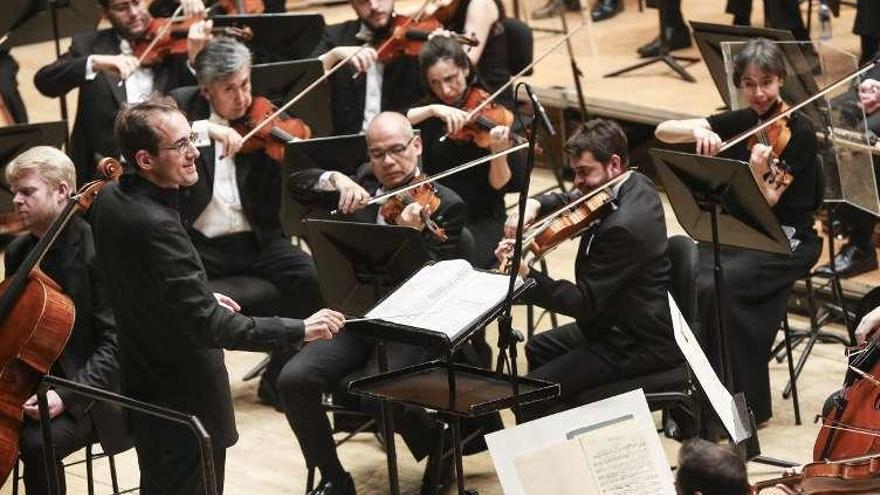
[19,414,95,495]
[696,232,821,424]
[522,322,673,422]
[135,434,226,495]
[276,331,436,477]
[726,0,808,40]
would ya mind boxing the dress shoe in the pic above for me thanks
[309,473,356,495]
[636,26,692,58]
[590,0,621,22]
[815,242,879,278]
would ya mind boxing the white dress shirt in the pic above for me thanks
[85,38,155,104]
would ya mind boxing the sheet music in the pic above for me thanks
[365,259,522,340]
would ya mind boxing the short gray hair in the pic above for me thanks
[6,146,76,190]
[193,38,252,86]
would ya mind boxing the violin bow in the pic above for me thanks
[439,20,590,142]
[719,56,880,154]
[330,141,529,215]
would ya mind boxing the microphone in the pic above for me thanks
[524,84,556,136]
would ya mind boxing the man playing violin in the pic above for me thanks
[34,0,208,184]
[312,0,425,135]
[495,118,680,421]
[282,112,470,495]
[168,38,325,407]
[91,96,343,495]
[655,38,821,426]
[4,146,129,495]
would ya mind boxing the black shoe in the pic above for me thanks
[590,0,621,22]
[420,450,455,495]
[309,473,356,495]
[257,374,283,412]
[636,27,692,58]
[816,243,879,278]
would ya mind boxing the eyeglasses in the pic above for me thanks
[160,133,198,155]
[367,135,415,161]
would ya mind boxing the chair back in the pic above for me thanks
[502,18,533,76]
[667,235,698,334]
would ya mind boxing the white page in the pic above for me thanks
[668,293,749,443]
[514,440,595,495]
[366,259,522,339]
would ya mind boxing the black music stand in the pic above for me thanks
[604,15,699,83]
[251,59,332,138]
[212,13,324,64]
[649,148,796,466]
[0,121,68,224]
[281,134,367,238]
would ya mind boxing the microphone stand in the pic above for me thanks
[495,82,545,423]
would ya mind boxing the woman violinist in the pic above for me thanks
[655,38,822,426]
[407,36,526,268]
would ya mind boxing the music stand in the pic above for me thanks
[212,13,324,64]
[604,15,699,83]
[0,121,68,219]
[649,148,797,466]
[251,59,332,138]
[281,134,367,239]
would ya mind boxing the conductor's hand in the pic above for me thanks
[91,54,140,80]
[693,127,722,156]
[503,198,541,238]
[856,306,880,345]
[431,104,470,134]
[22,390,65,420]
[214,292,241,312]
[304,309,345,342]
[330,172,371,214]
[207,122,244,157]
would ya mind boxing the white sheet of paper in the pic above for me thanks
[487,389,675,495]
[366,259,521,339]
[668,293,749,443]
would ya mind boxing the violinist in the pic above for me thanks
[33,0,207,185]
[409,36,526,269]
[91,96,342,495]
[655,38,822,425]
[169,38,325,408]
[495,119,680,421]
[282,112,468,495]
[311,0,425,135]
[5,146,129,495]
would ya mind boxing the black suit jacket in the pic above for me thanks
[310,19,425,135]
[5,217,129,454]
[289,164,468,261]
[525,173,678,363]
[34,29,196,184]
[0,49,27,124]
[170,86,285,246]
[91,173,305,450]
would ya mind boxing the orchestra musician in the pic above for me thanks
[168,38,325,408]
[655,38,822,425]
[90,95,343,495]
[280,112,467,495]
[5,146,129,494]
[637,0,691,59]
[495,119,681,421]
[725,0,809,41]
[408,36,526,269]
[311,0,426,135]
[33,0,207,184]
[675,439,749,495]
[855,0,880,64]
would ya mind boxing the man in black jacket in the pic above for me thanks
[5,146,129,494]
[33,0,205,184]
[497,119,680,420]
[311,0,425,135]
[91,96,343,495]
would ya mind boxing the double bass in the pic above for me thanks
[0,159,121,485]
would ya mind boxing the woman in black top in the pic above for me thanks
[408,36,525,268]
[655,38,822,424]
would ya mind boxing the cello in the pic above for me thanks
[0,158,121,486]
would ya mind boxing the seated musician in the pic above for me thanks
[92,96,342,494]
[311,0,426,135]
[408,36,525,269]
[33,0,207,184]
[655,38,822,426]
[5,146,129,494]
[675,439,749,495]
[495,118,680,420]
[281,112,467,495]
[168,38,324,406]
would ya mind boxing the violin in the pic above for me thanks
[373,14,477,65]
[0,158,122,487]
[446,86,527,150]
[379,174,448,241]
[232,96,312,163]
[747,99,794,189]
[132,15,253,67]
[750,455,880,494]
[215,0,265,14]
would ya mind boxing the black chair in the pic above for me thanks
[567,235,702,437]
[12,443,130,495]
